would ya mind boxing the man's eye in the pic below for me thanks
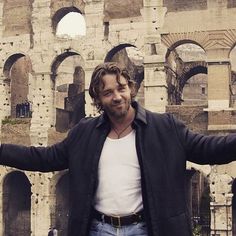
[119,87,126,92]
[103,91,112,96]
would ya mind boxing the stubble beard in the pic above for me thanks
[103,99,131,120]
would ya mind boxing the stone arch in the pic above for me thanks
[105,44,144,104]
[232,179,236,235]
[104,43,136,62]
[51,52,85,132]
[179,62,207,89]
[51,51,79,80]
[180,64,207,106]
[3,54,25,79]
[3,53,32,118]
[51,6,84,35]
[165,41,207,105]
[165,39,205,59]
[49,171,69,235]
[2,171,31,236]
[174,64,207,105]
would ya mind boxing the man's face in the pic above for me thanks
[98,74,132,119]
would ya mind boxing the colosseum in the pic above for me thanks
[0,0,236,235]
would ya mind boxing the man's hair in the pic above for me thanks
[89,62,136,112]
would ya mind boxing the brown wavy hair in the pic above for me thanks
[89,62,136,112]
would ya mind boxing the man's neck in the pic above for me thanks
[109,106,135,130]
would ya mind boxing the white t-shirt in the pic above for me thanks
[94,130,143,216]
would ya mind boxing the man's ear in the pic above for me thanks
[130,84,137,98]
[95,98,102,108]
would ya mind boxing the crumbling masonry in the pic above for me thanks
[0,0,236,235]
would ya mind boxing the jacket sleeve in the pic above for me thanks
[0,130,73,172]
[171,115,236,165]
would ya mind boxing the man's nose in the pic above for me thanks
[113,91,122,101]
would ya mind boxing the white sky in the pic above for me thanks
[56,12,86,37]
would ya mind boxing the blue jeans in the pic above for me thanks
[89,219,148,236]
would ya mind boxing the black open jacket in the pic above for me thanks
[1,102,236,236]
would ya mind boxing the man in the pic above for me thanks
[1,62,236,236]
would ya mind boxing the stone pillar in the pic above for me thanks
[207,60,230,110]
[0,1,3,38]
[210,171,233,236]
[0,76,11,120]
[30,173,52,236]
[32,0,54,46]
[30,72,54,146]
[143,59,168,113]
[84,0,104,41]
[142,1,168,113]
[205,49,236,130]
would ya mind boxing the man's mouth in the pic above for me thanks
[112,102,124,107]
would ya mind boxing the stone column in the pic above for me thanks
[0,75,11,120]
[30,173,52,236]
[207,59,230,109]
[31,0,54,46]
[210,171,233,236]
[84,0,104,41]
[142,1,168,113]
[0,1,3,38]
[205,48,236,130]
[30,72,54,146]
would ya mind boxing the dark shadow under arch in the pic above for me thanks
[55,173,70,235]
[51,51,79,80]
[180,65,207,90]
[3,171,31,236]
[104,44,136,62]
[3,53,26,78]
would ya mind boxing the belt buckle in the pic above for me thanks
[111,215,121,228]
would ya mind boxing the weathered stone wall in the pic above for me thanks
[0,0,235,235]
[163,0,207,12]
[2,0,33,37]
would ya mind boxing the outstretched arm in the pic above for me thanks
[171,115,236,165]
[0,138,69,172]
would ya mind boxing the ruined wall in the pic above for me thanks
[0,0,236,235]
[2,0,33,37]
[104,0,143,20]
[163,0,207,12]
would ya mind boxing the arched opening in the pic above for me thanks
[187,170,210,236]
[191,171,210,236]
[52,7,86,37]
[3,54,33,119]
[105,44,144,105]
[181,66,207,105]
[51,52,85,132]
[166,42,207,105]
[228,47,236,107]
[3,171,31,236]
[54,173,69,235]
[232,179,236,235]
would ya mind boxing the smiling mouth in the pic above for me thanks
[112,102,124,107]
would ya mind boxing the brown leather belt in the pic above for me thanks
[92,209,144,228]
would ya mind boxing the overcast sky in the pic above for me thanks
[56,12,86,37]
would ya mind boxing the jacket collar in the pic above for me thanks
[96,101,147,128]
